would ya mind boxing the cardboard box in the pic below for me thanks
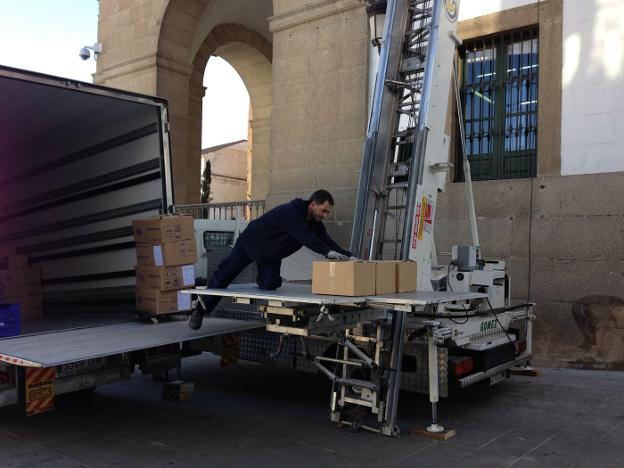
[312,261,376,296]
[0,268,42,287]
[132,215,194,243]
[9,255,29,270]
[397,261,417,293]
[136,265,195,291]
[135,240,197,267]
[374,261,397,295]
[135,288,192,314]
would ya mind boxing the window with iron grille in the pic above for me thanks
[459,29,539,180]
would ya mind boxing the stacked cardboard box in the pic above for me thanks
[312,260,417,296]
[0,254,44,321]
[132,216,197,315]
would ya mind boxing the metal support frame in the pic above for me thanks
[185,285,532,437]
[0,365,19,408]
[380,310,406,436]
[424,320,444,433]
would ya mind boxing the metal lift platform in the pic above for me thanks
[185,282,485,307]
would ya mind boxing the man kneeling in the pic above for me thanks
[189,189,354,330]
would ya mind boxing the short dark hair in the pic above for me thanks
[308,189,334,205]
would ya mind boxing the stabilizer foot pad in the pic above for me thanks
[410,427,456,440]
[511,367,540,377]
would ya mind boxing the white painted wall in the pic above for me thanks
[561,0,624,175]
[458,0,537,22]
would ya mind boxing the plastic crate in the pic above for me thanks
[0,304,20,338]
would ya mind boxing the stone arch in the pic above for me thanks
[155,1,273,204]
[189,24,273,201]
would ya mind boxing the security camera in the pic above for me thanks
[78,43,102,61]
[78,47,91,61]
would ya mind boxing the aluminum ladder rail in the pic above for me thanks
[351,0,461,289]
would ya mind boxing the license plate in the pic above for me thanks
[59,357,106,375]
[489,371,507,386]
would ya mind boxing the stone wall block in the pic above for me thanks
[434,218,471,252]
[436,185,469,221]
[510,216,531,258]
[531,215,624,261]
[472,178,532,219]
[318,22,342,50]
[266,192,307,210]
[331,187,357,223]
[530,259,624,304]
[532,300,588,364]
[533,173,624,217]
[324,218,355,249]
[284,79,307,105]
[472,217,513,259]
[506,257,530,302]
[315,163,360,192]
[335,138,364,164]
[309,46,342,74]
[340,39,367,68]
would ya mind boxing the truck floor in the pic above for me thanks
[0,356,622,467]
[0,317,262,366]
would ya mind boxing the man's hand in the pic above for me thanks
[327,250,349,260]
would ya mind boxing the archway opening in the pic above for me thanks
[200,56,251,203]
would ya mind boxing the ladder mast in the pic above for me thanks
[351,0,411,261]
[351,0,461,289]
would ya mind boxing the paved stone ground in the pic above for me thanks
[1,355,623,467]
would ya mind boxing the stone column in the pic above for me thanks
[156,58,194,204]
[249,116,272,200]
[268,0,369,247]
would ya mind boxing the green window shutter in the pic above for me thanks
[458,28,538,181]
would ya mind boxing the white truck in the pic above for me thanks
[0,65,261,412]
[180,0,535,437]
[0,0,533,436]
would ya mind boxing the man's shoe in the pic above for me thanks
[188,308,204,330]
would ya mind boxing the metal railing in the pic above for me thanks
[172,200,266,221]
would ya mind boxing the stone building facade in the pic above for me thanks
[439,0,624,369]
[201,140,249,203]
[95,0,624,368]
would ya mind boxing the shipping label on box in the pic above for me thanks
[397,261,417,293]
[374,261,397,295]
[312,261,375,296]
[135,288,192,314]
[132,215,194,243]
[177,291,191,310]
[136,265,196,291]
[135,240,197,267]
